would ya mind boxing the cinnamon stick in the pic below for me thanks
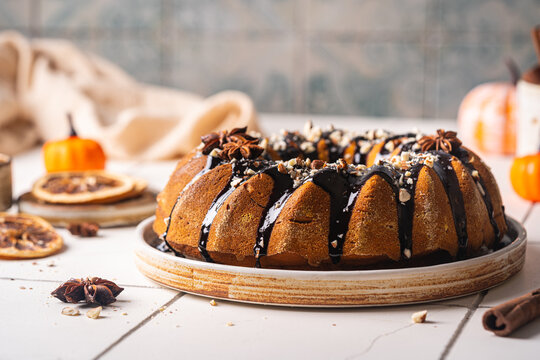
[482,288,540,337]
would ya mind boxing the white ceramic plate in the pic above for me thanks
[134,216,526,307]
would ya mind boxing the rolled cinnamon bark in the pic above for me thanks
[482,288,540,337]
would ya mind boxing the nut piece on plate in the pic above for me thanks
[411,310,428,323]
[0,213,63,259]
[31,171,147,205]
[86,306,102,319]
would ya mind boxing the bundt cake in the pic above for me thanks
[153,123,507,270]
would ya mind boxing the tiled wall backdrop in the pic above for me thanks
[1,0,539,118]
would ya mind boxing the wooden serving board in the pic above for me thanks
[18,190,157,228]
[135,216,527,307]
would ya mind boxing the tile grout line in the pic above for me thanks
[439,290,486,360]
[520,202,536,225]
[0,276,163,289]
[92,292,185,360]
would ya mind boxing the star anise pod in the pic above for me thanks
[219,139,264,160]
[51,277,124,306]
[200,127,257,155]
[417,129,462,153]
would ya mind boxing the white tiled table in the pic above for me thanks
[1,115,538,360]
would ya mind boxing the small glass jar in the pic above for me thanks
[0,154,12,211]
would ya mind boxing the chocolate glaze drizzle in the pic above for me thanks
[311,169,354,263]
[254,167,294,267]
[351,135,369,165]
[198,181,236,262]
[197,160,259,262]
[431,153,468,255]
[160,130,505,268]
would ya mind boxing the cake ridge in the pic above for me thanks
[454,147,501,244]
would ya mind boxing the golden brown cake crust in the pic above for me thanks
[154,127,508,270]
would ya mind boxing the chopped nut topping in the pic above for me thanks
[209,148,221,158]
[403,248,412,259]
[411,310,427,323]
[360,142,372,154]
[86,306,102,319]
[61,307,80,316]
[300,141,316,153]
[399,189,411,203]
[210,299,217,306]
[311,160,325,170]
[401,152,410,162]
[424,156,434,168]
[230,178,243,187]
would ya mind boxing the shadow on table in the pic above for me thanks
[481,245,540,305]
[510,319,540,339]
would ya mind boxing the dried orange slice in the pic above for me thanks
[32,171,138,205]
[88,177,148,204]
[0,213,63,259]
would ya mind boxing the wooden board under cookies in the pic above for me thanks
[18,190,157,228]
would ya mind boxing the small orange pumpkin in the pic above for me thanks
[510,153,540,202]
[43,115,106,172]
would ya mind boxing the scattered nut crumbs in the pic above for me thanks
[403,249,412,259]
[122,312,128,316]
[68,222,99,237]
[412,310,428,323]
[210,299,217,306]
[226,322,234,327]
[19,286,26,290]
[86,306,102,319]
[61,307,80,316]
[159,306,166,312]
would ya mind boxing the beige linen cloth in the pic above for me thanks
[0,31,259,159]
